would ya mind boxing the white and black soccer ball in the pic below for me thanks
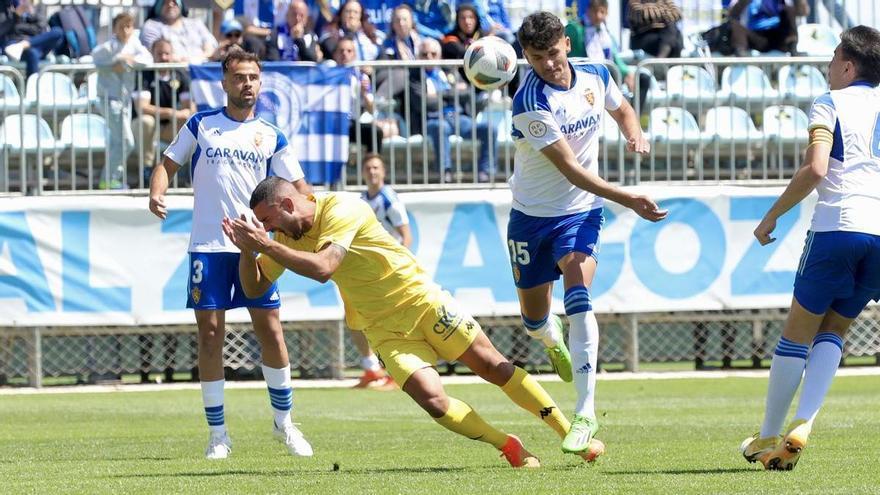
[463,36,517,91]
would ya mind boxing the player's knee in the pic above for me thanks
[420,394,450,418]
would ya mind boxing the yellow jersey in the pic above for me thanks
[257,193,443,334]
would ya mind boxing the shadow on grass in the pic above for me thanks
[109,466,470,478]
[606,467,756,476]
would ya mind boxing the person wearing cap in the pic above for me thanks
[141,0,217,64]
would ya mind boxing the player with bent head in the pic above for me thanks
[149,49,313,459]
[223,177,602,467]
[509,12,667,458]
[741,25,880,471]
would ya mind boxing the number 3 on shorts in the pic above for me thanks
[508,240,530,265]
[192,259,204,284]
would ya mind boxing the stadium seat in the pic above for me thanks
[762,105,809,148]
[797,24,839,56]
[778,64,827,104]
[24,72,90,112]
[78,72,101,108]
[0,114,62,153]
[0,73,22,112]
[58,114,107,152]
[702,106,763,159]
[647,107,702,166]
[718,65,779,105]
[659,65,718,109]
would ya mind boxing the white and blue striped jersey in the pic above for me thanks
[808,82,880,235]
[361,186,409,243]
[510,62,623,217]
[164,108,305,253]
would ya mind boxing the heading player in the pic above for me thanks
[148,49,313,459]
[223,177,604,467]
[509,12,667,458]
[741,25,880,471]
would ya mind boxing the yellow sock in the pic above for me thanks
[434,397,508,449]
[501,366,570,439]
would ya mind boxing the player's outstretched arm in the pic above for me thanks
[755,140,831,245]
[540,139,668,222]
[148,157,181,220]
[607,99,650,155]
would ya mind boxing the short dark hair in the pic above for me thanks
[250,176,289,209]
[222,47,261,75]
[362,153,384,167]
[150,37,172,52]
[113,12,135,29]
[590,0,608,9]
[517,11,565,51]
[839,25,880,86]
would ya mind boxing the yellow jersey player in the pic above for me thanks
[222,177,605,467]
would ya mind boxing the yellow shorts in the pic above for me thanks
[368,297,480,386]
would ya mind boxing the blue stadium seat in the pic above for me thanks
[778,64,827,104]
[24,72,90,112]
[718,65,779,105]
[58,113,107,152]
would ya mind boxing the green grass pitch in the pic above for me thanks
[2,376,879,494]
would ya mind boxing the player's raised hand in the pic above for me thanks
[754,216,777,245]
[628,195,667,222]
[149,194,167,220]
[221,217,239,246]
[625,134,651,155]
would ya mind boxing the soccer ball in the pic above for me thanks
[463,36,518,91]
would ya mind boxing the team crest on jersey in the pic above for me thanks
[528,121,547,138]
[254,131,264,148]
[584,89,595,106]
[191,287,201,304]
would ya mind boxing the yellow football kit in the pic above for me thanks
[257,193,479,383]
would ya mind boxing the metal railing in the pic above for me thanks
[0,55,832,193]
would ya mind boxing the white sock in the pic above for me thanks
[521,314,562,348]
[565,285,597,418]
[201,379,226,436]
[569,310,599,418]
[262,364,293,428]
[361,354,381,371]
[795,332,844,423]
[760,337,808,438]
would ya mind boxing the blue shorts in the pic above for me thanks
[506,208,604,289]
[793,231,880,318]
[187,252,281,310]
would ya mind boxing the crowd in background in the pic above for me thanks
[0,0,827,186]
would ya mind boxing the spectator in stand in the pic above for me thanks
[330,35,384,154]
[319,0,384,61]
[231,0,291,57]
[141,0,218,64]
[627,0,683,58]
[210,19,266,61]
[464,0,514,43]
[408,37,499,183]
[132,38,195,180]
[0,0,64,77]
[381,4,420,60]
[92,12,152,189]
[410,0,455,40]
[440,3,483,61]
[567,0,650,110]
[267,0,323,61]
[727,0,808,56]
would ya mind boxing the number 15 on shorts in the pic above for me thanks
[508,240,529,284]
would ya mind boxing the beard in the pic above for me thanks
[227,94,256,111]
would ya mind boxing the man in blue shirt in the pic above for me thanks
[728,0,808,56]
